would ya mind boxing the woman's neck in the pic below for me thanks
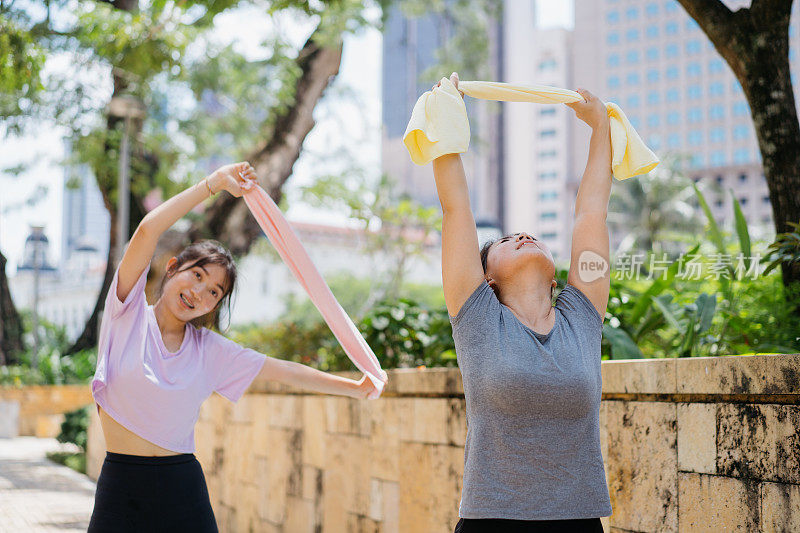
[498,276,554,331]
[152,299,186,338]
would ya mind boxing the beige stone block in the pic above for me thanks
[399,443,463,533]
[762,481,800,533]
[347,514,381,533]
[384,367,463,395]
[218,425,243,508]
[447,398,467,447]
[234,424,256,486]
[397,398,416,442]
[234,484,260,533]
[677,403,717,474]
[676,353,800,395]
[250,396,272,453]
[216,503,236,533]
[204,394,234,439]
[254,429,299,524]
[284,496,316,533]
[302,465,323,501]
[254,457,272,522]
[34,414,64,438]
[382,480,400,533]
[677,473,759,532]
[270,395,302,429]
[325,434,370,516]
[717,404,800,484]
[325,397,352,434]
[357,399,375,437]
[368,478,383,521]
[601,358,677,394]
[401,397,466,446]
[599,401,609,461]
[230,394,253,423]
[194,420,216,469]
[371,399,401,481]
[254,519,283,533]
[605,401,678,532]
[303,397,327,468]
[411,398,450,444]
[322,468,348,533]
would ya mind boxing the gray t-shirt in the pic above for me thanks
[450,281,612,520]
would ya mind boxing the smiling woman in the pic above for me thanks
[88,162,380,533]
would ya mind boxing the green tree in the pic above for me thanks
[608,155,703,258]
[678,0,800,305]
[0,0,500,360]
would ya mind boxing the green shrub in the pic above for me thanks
[57,406,90,451]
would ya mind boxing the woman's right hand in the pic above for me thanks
[432,71,464,99]
[208,162,256,197]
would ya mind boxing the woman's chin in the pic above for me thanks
[171,301,196,322]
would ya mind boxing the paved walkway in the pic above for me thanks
[0,437,95,532]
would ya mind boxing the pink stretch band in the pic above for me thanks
[241,180,388,398]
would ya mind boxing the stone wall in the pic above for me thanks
[0,385,93,437]
[86,354,800,532]
[601,354,800,532]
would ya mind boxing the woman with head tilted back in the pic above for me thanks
[88,162,378,532]
[432,73,613,533]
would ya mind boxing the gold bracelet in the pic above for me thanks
[204,177,215,197]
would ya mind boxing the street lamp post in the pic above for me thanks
[106,95,145,265]
[29,225,44,365]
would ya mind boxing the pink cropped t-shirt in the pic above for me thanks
[92,264,267,453]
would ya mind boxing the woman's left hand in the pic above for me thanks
[348,374,379,399]
[209,162,256,198]
[566,88,609,131]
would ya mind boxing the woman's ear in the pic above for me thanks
[165,256,179,277]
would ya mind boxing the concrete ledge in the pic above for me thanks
[249,354,800,401]
[602,358,677,394]
[602,354,800,397]
[676,354,800,395]
[248,368,464,398]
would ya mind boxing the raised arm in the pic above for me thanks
[434,153,484,317]
[115,162,255,302]
[565,89,613,318]
[431,75,485,317]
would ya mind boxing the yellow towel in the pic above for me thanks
[403,77,660,180]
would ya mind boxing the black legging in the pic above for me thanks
[88,452,218,532]
[455,517,605,533]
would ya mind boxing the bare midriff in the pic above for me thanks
[97,404,182,457]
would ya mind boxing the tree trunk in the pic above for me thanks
[67,22,344,352]
[185,32,344,257]
[677,0,800,295]
[0,250,24,364]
